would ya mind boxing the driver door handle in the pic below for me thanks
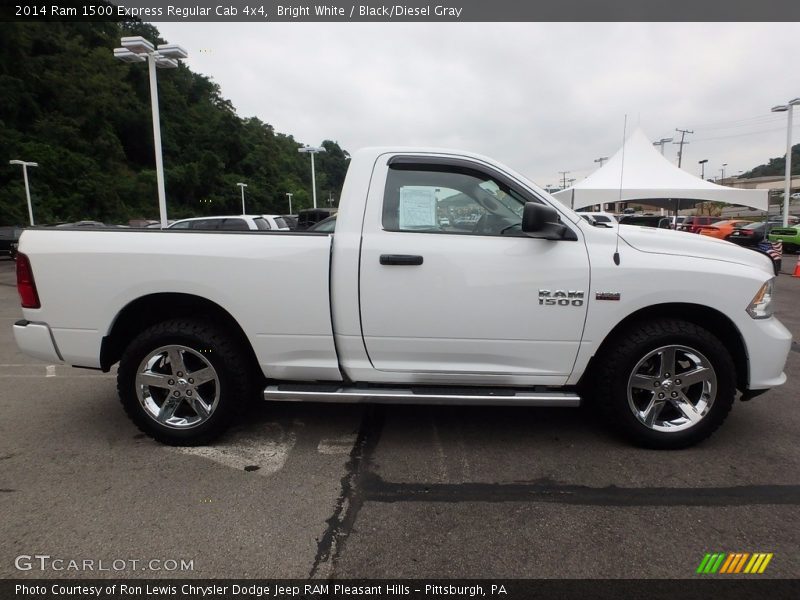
[380,254,424,266]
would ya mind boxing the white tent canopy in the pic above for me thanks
[552,128,768,212]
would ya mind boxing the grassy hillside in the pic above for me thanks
[0,21,349,225]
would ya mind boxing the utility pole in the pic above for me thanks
[286,192,293,214]
[559,171,570,189]
[674,128,693,167]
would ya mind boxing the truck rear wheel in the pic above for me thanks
[593,319,736,449]
[117,319,254,445]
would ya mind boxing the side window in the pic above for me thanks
[382,164,533,236]
[220,218,249,231]
[170,221,191,229]
[188,219,221,230]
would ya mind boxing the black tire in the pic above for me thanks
[117,319,256,445]
[593,319,736,449]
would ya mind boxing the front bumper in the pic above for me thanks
[744,315,792,390]
[13,320,63,363]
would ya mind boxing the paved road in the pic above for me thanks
[0,256,798,580]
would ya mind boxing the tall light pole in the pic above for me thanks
[9,160,38,226]
[286,192,293,214]
[771,97,800,227]
[698,159,708,179]
[298,146,326,209]
[594,156,609,167]
[113,37,187,228]
[237,182,248,214]
[653,137,673,155]
[720,163,728,183]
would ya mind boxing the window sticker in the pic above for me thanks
[399,187,437,229]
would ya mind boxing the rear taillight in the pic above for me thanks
[16,253,40,309]
[742,230,754,236]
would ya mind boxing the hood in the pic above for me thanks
[618,224,774,274]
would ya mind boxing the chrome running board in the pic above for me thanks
[263,385,581,407]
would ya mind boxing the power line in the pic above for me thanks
[694,116,785,131]
[692,123,800,142]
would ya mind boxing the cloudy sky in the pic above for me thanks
[156,22,800,187]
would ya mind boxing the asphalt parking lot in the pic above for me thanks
[0,256,798,581]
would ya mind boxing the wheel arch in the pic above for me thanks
[100,293,260,375]
[579,303,749,393]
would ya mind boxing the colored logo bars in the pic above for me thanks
[696,552,773,574]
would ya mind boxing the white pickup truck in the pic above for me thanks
[13,148,792,448]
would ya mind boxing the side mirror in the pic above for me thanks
[521,202,575,240]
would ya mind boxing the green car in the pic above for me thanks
[768,226,800,254]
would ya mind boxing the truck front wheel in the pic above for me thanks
[117,319,254,445]
[594,319,736,449]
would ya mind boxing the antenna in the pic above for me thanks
[613,115,628,266]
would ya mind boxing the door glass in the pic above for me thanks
[382,165,533,236]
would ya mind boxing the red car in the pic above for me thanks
[679,216,723,233]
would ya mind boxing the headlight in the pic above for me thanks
[746,279,774,319]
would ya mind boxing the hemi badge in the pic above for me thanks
[596,292,621,301]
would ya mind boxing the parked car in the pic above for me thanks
[308,214,337,232]
[281,215,298,230]
[167,215,274,231]
[668,216,687,230]
[295,208,337,231]
[726,222,781,275]
[679,216,723,233]
[618,215,671,229]
[259,215,290,230]
[726,221,772,247]
[54,221,108,228]
[698,219,753,240]
[578,212,617,226]
[13,147,791,450]
[145,221,175,229]
[768,226,800,254]
[0,226,24,258]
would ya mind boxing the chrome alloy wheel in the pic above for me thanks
[135,345,220,429]
[627,345,717,433]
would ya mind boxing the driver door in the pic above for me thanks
[358,155,590,384]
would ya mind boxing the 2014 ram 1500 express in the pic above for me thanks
[13,148,792,448]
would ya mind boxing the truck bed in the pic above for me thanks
[19,228,341,381]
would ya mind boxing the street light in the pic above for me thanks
[698,159,708,179]
[720,163,728,183]
[771,97,800,227]
[114,36,188,228]
[298,146,326,208]
[237,182,248,214]
[9,160,38,226]
[653,137,673,155]
[286,192,293,214]
[594,156,609,167]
